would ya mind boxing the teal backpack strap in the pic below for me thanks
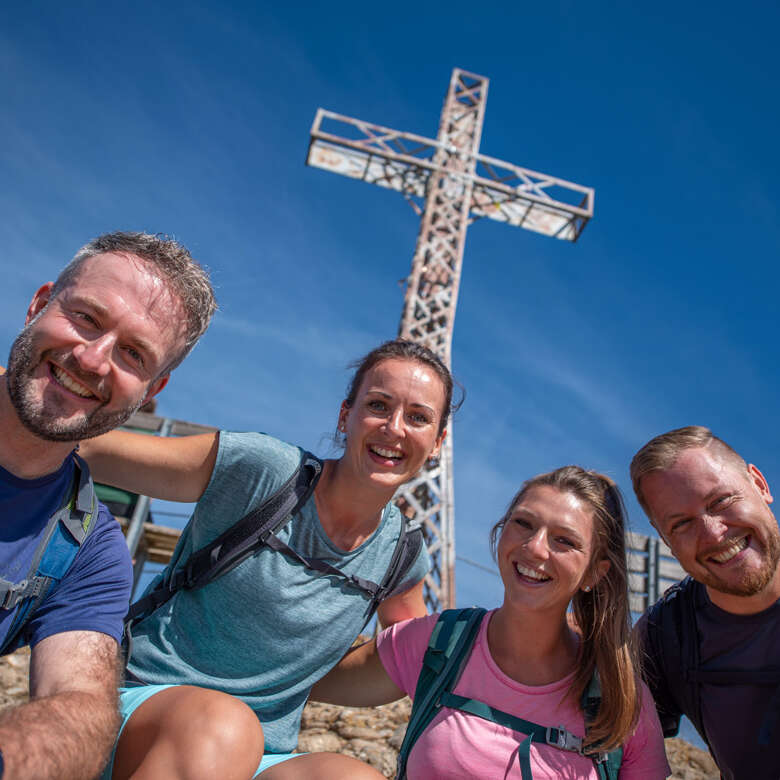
[396,607,486,779]
[580,671,623,780]
[395,609,624,780]
[0,456,97,655]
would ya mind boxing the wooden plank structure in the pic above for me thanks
[110,411,686,611]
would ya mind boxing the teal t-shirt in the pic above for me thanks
[126,431,430,753]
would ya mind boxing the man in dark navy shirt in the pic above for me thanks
[632,426,780,780]
[0,232,215,779]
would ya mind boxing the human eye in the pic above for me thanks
[512,515,532,529]
[73,310,98,326]
[123,346,145,368]
[367,399,387,413]
[409,411,431,426]
[669,517,692,535]
[710,494,736,512]
[555,535,576,548]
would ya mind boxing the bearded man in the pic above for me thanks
[0,232,215,779]
[632,426,780,780]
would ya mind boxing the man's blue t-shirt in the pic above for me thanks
[0,453,133,651]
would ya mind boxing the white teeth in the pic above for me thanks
[371,446,403,459]
[710,536,748,564]
[515,563,551,581]
[51,365,95,398]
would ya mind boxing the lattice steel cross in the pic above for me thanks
[307,68,594,611]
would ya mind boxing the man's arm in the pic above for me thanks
[0,631,122,780]
[78,429,219,502]
[376,579,427,628]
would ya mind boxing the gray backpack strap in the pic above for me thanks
[0,456,97,653]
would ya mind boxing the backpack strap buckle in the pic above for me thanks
[0,579,29,610]
[546,725,583,753]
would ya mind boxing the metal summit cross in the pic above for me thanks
[306,68,594,610]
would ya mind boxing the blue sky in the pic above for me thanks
[2,0,779,620]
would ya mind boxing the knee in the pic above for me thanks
[181,693,264,778]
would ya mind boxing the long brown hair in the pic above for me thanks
[490,466,641,752]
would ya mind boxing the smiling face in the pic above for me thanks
[6,252,186,441]
[338,357,446,493]
[497,485,608,616]
[642,446,780,610]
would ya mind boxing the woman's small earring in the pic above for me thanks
[583,585,591,592]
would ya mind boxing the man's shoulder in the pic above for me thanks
[638,577,700,669]
[649,575,699,618]
[80,500,131,554]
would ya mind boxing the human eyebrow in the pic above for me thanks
[554,524,585,546]
[64,294,110,318]
[364,389,393,399]
[408,401,436,415]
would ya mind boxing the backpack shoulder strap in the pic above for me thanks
[580,672,623,780]
[0,456,97,654]
[645,576,706,741]
[396,607,486,779]
[362,519,425,626]
[126,450,323,630]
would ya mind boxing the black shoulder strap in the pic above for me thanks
[646,577,710,744]
[127,452,426,636]
[362,519,424,622]
[126,450,323,629]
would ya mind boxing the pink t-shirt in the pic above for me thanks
[377,611,670,779]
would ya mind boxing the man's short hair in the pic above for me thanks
[52,231,217,373]
[630,425,748,515]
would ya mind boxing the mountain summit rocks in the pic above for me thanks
[0,649,717,778]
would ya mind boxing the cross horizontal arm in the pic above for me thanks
[307,109,594,241]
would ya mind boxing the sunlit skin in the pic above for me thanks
[5,252,184,443]
[496,485,608,616]
[488,485,610,685]
[311,358,446,553]
[336,358,446,495]
[642,446,780,615]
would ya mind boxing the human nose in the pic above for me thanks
[525,528,549,559]
[72,336,113,376]
[698,513,730,543]
[384,407,405,437]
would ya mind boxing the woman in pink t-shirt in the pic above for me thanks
[312,466,670,779]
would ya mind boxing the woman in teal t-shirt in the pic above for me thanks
[81,339,454,780]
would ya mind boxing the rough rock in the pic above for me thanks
[0,649,718,778]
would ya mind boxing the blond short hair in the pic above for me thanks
[630,426,747,514]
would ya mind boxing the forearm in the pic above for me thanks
[0,690,119,780]
[80,430,218,501]
[310,641,404,707]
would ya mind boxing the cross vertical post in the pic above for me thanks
[307,68,594,610]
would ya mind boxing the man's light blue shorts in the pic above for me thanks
[101,685,302,778]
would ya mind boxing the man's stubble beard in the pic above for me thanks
[698,521,780,598]
[6,322,145,442]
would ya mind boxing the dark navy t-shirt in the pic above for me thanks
[0,453,132,651]
[638,582,780,780]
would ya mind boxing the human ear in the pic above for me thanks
[583,559,610,592]
[26,282,55,324]
[429,428,446,459]
[338,402,350,433]
[144,375,170,403]
[748,464,773,505]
